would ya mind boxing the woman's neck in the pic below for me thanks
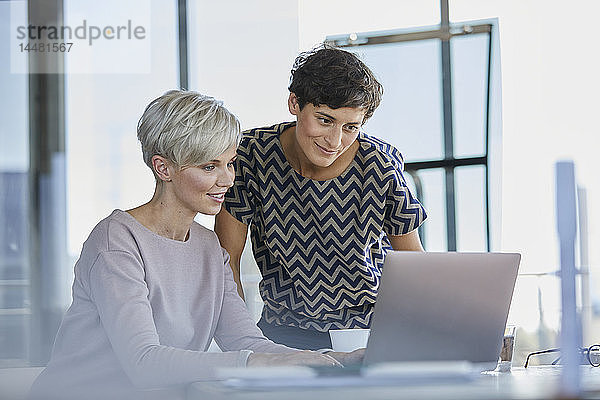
[127,184,195,241]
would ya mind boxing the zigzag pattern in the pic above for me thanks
[224,122,427,331]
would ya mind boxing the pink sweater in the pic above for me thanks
[30,210,295,400]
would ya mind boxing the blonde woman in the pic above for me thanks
[30,90,345,400]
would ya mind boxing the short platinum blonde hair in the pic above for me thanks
[137,90,241,174]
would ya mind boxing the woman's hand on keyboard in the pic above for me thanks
[247,350,343,367]
[326,348,366,366]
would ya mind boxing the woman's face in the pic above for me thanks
[288,93,365,169]
[169,145,237,216]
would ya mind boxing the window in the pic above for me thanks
[326,20,501,252]
[0,0,30,366]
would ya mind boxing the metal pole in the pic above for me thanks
[556,161,581,397]
[484,29,493,252]
[440,0,456,251]
[405,170,426,250]
[177,0,189,89]
[578,187,591,345]
[28,0,67,365]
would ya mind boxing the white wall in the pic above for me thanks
[188,0,300,319]
[299,0,441,50]
[188,0,299,129]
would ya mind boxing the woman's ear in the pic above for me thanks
[151,155,173,182]
[288,92,300,116]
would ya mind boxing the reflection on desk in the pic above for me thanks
[187,365,600,400]
[216,361,477,389]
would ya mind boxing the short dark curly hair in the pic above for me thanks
[288,44,383,122]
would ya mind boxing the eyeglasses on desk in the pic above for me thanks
[524,344,600,368]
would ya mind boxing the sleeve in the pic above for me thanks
[213,248,298,354]
[223,135,257,225]
[383,148,428,236]
[88,250,256,388]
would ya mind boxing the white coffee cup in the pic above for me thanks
[328,328,370,352]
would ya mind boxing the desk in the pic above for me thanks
[187,366,600,400]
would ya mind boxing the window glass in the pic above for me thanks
[0,0,30,365]
[451,33,489,158]
[455,165,487,251]
[350,40,444,162]
[509,275,560,366]
[65,0,178,263]
[416,168,447,251]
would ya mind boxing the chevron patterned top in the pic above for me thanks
[223,122,427,332]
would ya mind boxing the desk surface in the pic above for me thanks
[188,366,600,400]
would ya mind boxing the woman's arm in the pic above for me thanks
[212,248,342,366]
[215,208,248,300]
[212,248,296,354]
[388,229,424,251]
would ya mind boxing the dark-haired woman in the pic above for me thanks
[215,46,427,351]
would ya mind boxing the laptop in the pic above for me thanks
[363,251,521,371]
[217,251,520,387]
